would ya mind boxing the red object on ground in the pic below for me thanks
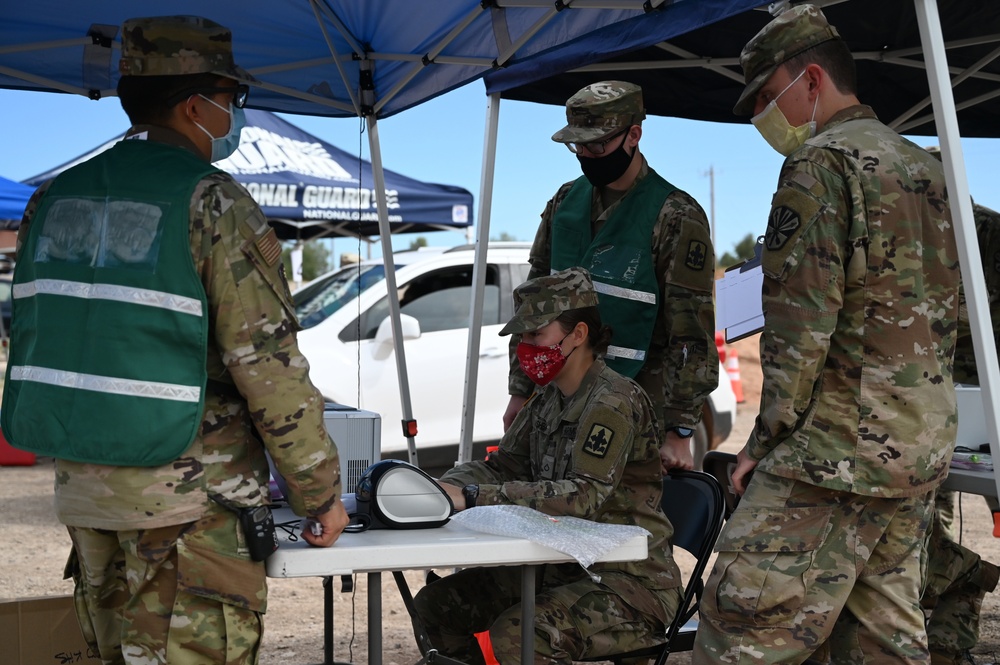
[992,512,1000,539]
[0,426,36,466]
[725,349,745,404]
[715,331,727,364]
[475,631,500,665]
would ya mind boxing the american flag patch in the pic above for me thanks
[255,228,281,267]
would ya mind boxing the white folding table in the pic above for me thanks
[266,511,648,665]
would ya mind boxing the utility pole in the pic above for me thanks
[703,165,716,246]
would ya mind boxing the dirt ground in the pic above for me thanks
[2,334,1000,664]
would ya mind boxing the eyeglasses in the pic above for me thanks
[167,84,250,109]
[565,128,629,155]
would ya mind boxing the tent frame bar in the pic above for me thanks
[915,0,1000,500]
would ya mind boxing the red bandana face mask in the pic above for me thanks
[516,334,571,386]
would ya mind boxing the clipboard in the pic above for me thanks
[716,236,765,343]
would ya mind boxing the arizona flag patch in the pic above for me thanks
[582,423,615,458]
[256,228,282,267]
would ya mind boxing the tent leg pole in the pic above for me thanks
[457,92,502,466]
[915,0,1000,500]
[367,115,420,468]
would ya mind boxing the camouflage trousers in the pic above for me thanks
[923,490,1000,662]
[66,509,267,665]
[693,471,934,665]
[412,564,680,665]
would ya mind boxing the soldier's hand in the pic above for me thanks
[731,447,758,496]
[503,395,529,432]
[303,501,350,547]
[659,434,695,473]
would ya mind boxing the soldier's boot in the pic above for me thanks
[929,560,1000,665]
[929,649,977,665]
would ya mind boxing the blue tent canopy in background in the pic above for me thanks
[24,110,473,241]
[0,0,756,119]
[0,175,33,225]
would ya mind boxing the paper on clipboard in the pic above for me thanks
[716,237,765,343]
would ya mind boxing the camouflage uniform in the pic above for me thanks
[510,82,718,436]
[11,17,341,665]
[694,6,961,665]
[924,192,1000,665]
[416,268,682,665]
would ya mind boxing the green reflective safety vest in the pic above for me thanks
[550,172,675,378]
[1,139,217,466]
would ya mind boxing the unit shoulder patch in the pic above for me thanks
[765,205,801,251]
[582,423,615,458]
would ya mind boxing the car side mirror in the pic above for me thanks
[374,313,422,351]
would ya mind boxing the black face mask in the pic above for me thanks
[577,138,634,187]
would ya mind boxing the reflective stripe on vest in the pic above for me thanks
[550,172,675,378]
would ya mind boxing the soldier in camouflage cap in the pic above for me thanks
[505,79,718,476]
[2,14,349,664]
[693,5,961,664]
[551,81,646,145]
[119,15,257,82]
[499,266,599,336]
[733,4,840,116]
[415,265,684,664]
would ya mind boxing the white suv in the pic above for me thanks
[294,243,736,472]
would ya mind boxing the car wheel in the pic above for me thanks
[690,419,710,470]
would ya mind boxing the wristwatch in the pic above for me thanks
[461,484,480,509]
[670,426,694,439]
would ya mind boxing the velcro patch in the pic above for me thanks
[582,423,615,458]
[255,228,282,267]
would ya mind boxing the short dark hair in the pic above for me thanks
[783,39,857,95]
[117,73,225,125]
[555,306,613,358]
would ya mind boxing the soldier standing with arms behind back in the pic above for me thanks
[1,16,348,664]
[693,5,960,664]
[503,81,719,472]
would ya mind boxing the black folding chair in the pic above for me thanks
[581,469,726,665]
[701,450,746,520]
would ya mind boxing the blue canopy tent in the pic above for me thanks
[23,109,473,242]
[0,0,763,469]
[0,175,33,225]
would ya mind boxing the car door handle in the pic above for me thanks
[480,348,506,358]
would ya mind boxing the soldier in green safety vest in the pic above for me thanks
[503,80,719,475]
[0,15,349,664]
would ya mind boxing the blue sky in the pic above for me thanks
[3,82,999,269]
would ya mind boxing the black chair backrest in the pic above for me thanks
[661,469,725,558]
[701,450,745,519]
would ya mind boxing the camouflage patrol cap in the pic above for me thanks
[733,4,840,116]
[499,267,600,336]
[118,15,257,83]
[551,81,645,144]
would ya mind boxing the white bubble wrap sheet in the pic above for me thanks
[451,505,650,569]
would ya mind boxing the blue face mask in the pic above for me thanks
[194,94,246,162]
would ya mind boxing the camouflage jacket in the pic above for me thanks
[443,357,681,622]
[510,157,719,432]
[747,105,960,498]
[19,126,341,529]
[953,202,1000,384]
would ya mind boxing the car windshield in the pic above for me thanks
[295,263,398,329]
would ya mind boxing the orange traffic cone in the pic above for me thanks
[725,350,745,404]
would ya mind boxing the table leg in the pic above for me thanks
[369,571,382,665]
[521,565,536,665]
[323,576,334,665]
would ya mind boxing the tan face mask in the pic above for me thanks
[751,69,819,156]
